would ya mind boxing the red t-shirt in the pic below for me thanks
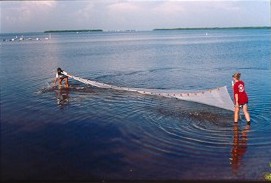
[233,80,248,105]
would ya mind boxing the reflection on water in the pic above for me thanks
[230,123,250,175]
[55,87,70,106]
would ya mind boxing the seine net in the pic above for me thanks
[67,74,234,111]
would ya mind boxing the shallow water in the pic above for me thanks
[1,29,271,181]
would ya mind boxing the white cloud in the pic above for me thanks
[1,0,270,33]
[1,1,56,32]
[108,1,140,12]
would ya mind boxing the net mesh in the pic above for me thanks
[67,74,234,111]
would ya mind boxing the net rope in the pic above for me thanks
[67,74,234,111]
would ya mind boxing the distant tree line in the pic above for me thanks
[44,29,103,33]
[153,26,271,31]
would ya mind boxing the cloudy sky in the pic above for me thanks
[1,0,270,33]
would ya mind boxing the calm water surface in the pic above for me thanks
[1,29,271,181]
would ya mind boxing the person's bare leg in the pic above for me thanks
[58,79,62,86]
[64,78,69,88]
[58,78,63,88]
[242,104,250,123]
[234,106,239,123]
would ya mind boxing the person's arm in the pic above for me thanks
[54,73,58,86]
[235,93,239,107]
[233,82,239,107]
[54,78,58,86]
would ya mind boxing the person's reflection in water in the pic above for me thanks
[55,87,70,106]
[230,123,250,175]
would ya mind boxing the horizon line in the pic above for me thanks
[1,26,270,34]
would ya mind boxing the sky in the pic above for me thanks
[1,0,270,33]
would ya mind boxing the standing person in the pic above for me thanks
[232,72,250,124]
[54,67,69,88]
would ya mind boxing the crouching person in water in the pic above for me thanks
[54,67,69,88]
[232,72,251,125]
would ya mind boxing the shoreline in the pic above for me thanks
[1,26,270,34]
[45,26,271,33]
[153,26,271,31]
[44,29,103,33]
